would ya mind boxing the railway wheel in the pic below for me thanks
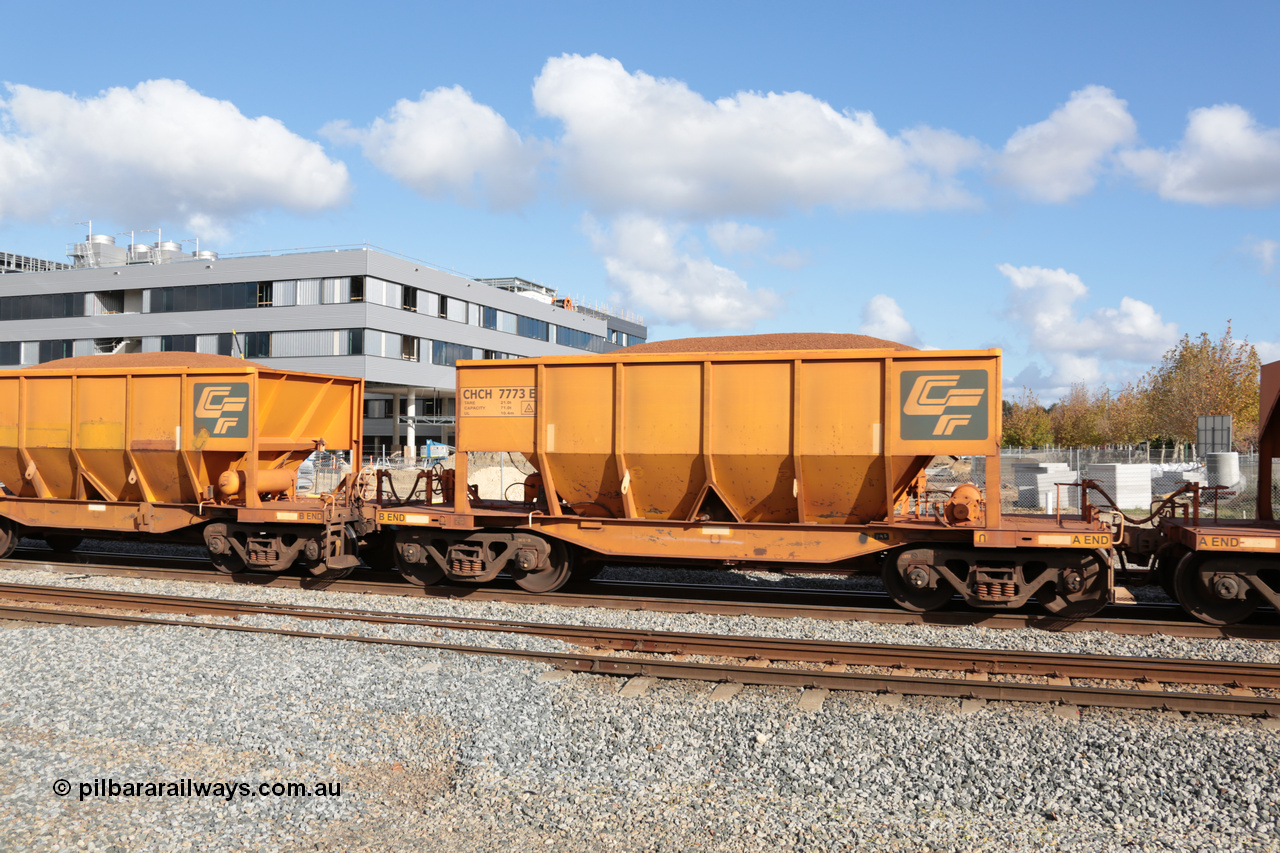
[1036,552,1108,618]
[394,538,444,586]
[204,525,246,575]
[1155,547,1188,599]
[1174,553,1259,626]
[0,518,18,559]
[514,540,573,593]
[881,559,952,612]
[44,534,83,553]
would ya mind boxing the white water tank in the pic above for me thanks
[1206,452,1241,489]
[153,241,185,263]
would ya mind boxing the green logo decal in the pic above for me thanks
[900,370,988,441]
[194,382,250,438]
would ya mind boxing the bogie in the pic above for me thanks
[391,529,574,593]
[883,546,1110,617]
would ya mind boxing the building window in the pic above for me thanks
[244,332,271,359]
[257,282,273,307]
[151,282,257,313]
[481,306,518,332]
[401,337,420,362]
[350,276,365,303]
[37,340,74,363]
[0,292,84,321]
[0,341,20,365]
[517,315,549,341]
[217,333,234,357]
[94,291,124,314]
[160,334,198,352]
[431,341,476,367]
[403,288,418,312]
[346,329,364,355]
[555,326,605,352]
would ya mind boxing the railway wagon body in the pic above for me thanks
[1131,358,1280,624]
[384,346,1117,615]
[0,353,368,577]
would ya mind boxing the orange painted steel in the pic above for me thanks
[0,355,362,536]
[1257,360,1280,522]
[457,347,1003,530]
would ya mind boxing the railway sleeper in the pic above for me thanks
[885,546,1110,617]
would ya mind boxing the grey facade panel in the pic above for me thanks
[0,247,645,392]
[274,280,298,306]
[273,329,337,358]
[607,316,648,339]
[297,278,320,305]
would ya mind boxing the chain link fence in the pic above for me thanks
[308,443,1278,523]
[924,449,1279,521]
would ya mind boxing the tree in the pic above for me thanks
[1003,387,1053,447]
[1050,383,1105,446]
[1098,379,1153,446]
[1146,322,1260,447]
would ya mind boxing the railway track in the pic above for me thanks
[3,548,1279,640]
[2,581,1278,719]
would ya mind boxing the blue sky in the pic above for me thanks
[2,2,1277,399]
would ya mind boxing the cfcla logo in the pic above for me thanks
[900,372,988,438]
[195,385,248,435]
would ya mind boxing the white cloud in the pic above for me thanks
[1256,340,1280,364]
[992,86,1137,202]
[858,294,921,347]
[998,263,1178,392]
[1120,104,1280,206]
[768,248,809,269]
[0,80,350,232]
[584,214,782,331]
[323,85,541,210]
[1243,236,1278,274]
[707,221,773,255]
[533,54,984,216]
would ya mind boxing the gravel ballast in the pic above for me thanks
[1,566,1278,852]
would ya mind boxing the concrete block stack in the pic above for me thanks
[1085,463,1152,512]
[1152,468,1207,496]
[1013,462,1077,510]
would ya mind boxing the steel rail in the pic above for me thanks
[4,551,1278,640]
[3,582,1279,690]
[0,599,1275,718]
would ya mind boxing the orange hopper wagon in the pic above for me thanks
[383,342,1117,616]
[0,352,367,577]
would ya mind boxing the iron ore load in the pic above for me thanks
[2,338,1278,626]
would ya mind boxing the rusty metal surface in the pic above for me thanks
[1,593,1276,718]
[457,349,1002,527]
[0,354,361,523]
[3,581,1280,688]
